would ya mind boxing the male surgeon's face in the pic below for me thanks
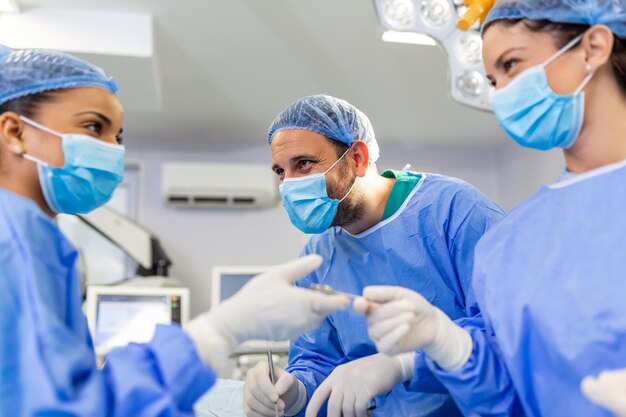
[270,129,364,228]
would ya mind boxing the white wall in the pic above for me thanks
[125,137,564,316]
[493,142,565,211]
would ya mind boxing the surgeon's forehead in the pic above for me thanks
[271,129,334,161]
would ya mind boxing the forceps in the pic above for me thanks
[267,349,279,417]
[308,283,360,299]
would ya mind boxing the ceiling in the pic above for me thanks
[16,0,507,148]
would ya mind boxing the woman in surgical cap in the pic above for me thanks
[354,1,626,416]
[0,46,349,416]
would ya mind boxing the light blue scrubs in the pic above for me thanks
[429,160,626,417]
[0,188,215,416]
[288,173,504,417]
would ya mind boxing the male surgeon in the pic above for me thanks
[243,94,504,417]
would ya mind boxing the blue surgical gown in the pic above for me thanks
[288,173,504,417]
[429,160,626,417]
[0,188,216,416]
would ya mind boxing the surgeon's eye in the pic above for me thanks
[298,160,314,170]
[273,167,284,176]
[85,122,102,136]
[503,58,519,73]
[116,135,123,145]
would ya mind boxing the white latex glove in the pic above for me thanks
[305,352,415,417]
[581,369,626,416]
[185,255,350,368]
[243,361,307,417]
[353,286,472,371]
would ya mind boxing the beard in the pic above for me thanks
[328,160,365,228]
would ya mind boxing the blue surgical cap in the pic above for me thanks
[484,0,626,38]
[0,45,118,106]
[268,94,380,163]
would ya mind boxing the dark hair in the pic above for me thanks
[484,19,626,96]
[0,91,58,119]
[329,138,349,159]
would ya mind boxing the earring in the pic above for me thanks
[586,63,593,73]
[10,144,23,154]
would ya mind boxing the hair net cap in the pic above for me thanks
[268,94,380,163]
[0,46,118,106]
[484,0,626,38]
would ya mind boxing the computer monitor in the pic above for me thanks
[211,266,290,354]
[85,285,189,357]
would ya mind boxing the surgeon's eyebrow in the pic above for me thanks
[271,153,320,172]
[75,110,112,127]
[75,110,124,136]
[494,47,526,69]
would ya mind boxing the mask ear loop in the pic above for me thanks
[19,115,63,138]
[323,147,352,175]
[22,153,50,166]
[574,64,595,94]
[326,145,357,202]
[334,146,358,203]
[542,34,585,68]
[18,116,62,167]
[338,177,357,203]
[541,33,594,95]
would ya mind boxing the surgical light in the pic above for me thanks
[382,0,417,30]
[420,0,452,28]
[457,33,482,65]
[382,30,437,46]
[373,0,494,111]
[456,70,485,98]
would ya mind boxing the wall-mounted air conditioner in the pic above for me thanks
[161,162,280,209]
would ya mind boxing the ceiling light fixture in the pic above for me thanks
[381,30,437,46]
[373,0,494,111]
[0,0,19,13]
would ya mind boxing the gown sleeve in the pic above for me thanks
[426,324,525,417]
[407,197,505,394]
[0,211,217,416]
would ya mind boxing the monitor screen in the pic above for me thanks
[86,286,188,356]
[211,267,289,353]
[211,267,270,309]
[219,274,256,302]
[94,294,171,349]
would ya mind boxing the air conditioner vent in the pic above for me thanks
[162,163,279,210]
[194,196,228,204]
[233,197,256,205]
[168,196,190,204]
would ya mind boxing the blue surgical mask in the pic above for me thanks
[279,148,356,234]
[491,34,594,151]
[20,115,125,214]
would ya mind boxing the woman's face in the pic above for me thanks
[0,87,124,214]
[482,21,588,94]
[21,87,124,167]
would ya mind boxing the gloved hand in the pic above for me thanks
[185,255,350,368]
[581,369,626,416]
[244,361,307,417]
[305,352,415,417]
[353,286,472,371]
